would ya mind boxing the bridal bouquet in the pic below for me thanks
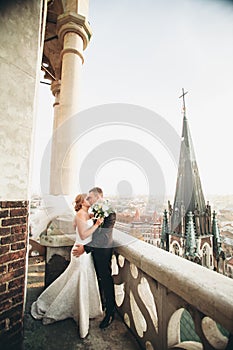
[89,200,114,221]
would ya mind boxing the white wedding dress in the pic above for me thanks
[31,219,103,338]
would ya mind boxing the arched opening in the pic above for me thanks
[171,242,181,256]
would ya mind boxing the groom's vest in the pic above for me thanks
[85,212,116,251]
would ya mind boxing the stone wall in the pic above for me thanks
[0,0,44,201]
[0,201,28,348]
[0,0,45,347]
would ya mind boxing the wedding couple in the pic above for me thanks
[31,187,116,339]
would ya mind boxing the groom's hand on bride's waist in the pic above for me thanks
[72,244,85,257]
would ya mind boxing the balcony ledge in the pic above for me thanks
[114,230,233,334]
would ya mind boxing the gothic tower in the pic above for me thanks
[163,90,217,269]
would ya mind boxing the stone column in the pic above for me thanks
[49,79,61,193]
[49,10,92,195]
[44,4,92,285]
[51,79,61,130]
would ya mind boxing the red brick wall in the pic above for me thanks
[200,236,212,250]
[170,235,182,246]
[0,201,28,348]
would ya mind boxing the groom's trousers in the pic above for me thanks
[92,247,115,315]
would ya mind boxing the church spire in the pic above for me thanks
[212,211,222,257]
[179,88,188,118]
[185,211,197,258]
[212,211,225,271]
[171,89,207,235]
[160,209,169,251]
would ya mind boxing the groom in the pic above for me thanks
[72,187,116,329]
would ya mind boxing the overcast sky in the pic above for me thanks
[33,0,233,198]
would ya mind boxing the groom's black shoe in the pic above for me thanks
[99,312,114,329]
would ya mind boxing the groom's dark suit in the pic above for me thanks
[84,212,116,315]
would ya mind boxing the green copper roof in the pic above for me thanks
[185,211,197,257]
[212,210,223,257]
[171,115,206,233]
[160,209,169,251]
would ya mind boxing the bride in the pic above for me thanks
[31,194,103,338]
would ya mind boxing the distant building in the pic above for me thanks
[160,92,225,272]
[221,233,233,278]
[140,221,161,247]
[116,211,162,244]
[134,208,141,221]
[225,257,233,279]
[221,234,233,258]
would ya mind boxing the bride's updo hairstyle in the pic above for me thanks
[74,194,87,212]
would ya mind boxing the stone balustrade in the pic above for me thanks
[40,223,233,349]
[112,231,233,350]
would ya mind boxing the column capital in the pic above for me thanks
[57,12,92,50]
[51,79,61,97]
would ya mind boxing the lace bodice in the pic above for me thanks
[75,218,93,245]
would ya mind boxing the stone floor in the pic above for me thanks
[23,257,141,350]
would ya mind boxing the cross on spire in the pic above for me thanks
[179,88,188,115]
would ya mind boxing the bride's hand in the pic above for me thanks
[95,217,104,227]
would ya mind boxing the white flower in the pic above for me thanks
[89,199,114,220]
[102,204,109,211]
